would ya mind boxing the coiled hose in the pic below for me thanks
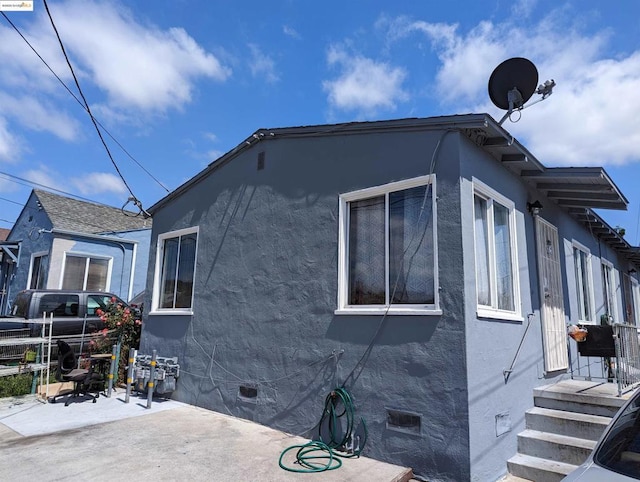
[279,387,367,473]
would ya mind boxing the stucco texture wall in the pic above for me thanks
[142,129,471,481]
[459,138,545,481]
[5,192,54,304]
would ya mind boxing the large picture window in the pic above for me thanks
[337,175,438,315]
[153,227,198,313]
[61,254,110,291]
[572,241,595,323]
[472,180,521,320]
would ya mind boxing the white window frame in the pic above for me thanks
[601,259,619,323]
[59,252,112,291]
[572,240,596,324]
[472,179,522,321]
[150,226,199,315]
[622,272,637,325]
[335,175,440,315]
[633,277,640,327]
[27,251,49,290]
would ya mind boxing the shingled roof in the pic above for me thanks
[34,189,152,235]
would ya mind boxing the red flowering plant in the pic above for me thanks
[93,297,142,381]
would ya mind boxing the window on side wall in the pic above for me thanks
[61,254,110,291]
[336,175,439,315]
[601,260,618,323]
[29,252,49,289]
[472,180,521,321]
[152,227,198,314]
[572,241,595,324]
[622,272,639,326]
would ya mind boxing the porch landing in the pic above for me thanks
[535,379,634,407]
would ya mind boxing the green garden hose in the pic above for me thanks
[279,387,368,473]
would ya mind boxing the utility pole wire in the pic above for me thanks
[42,0,151,217]
[0,170,114,205]
[0,11,169,195]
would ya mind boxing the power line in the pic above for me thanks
[0,170,103,204]
[0,196,133,233]
[0,195,23,207]
[0,10,169,195]
[43,0,151,218]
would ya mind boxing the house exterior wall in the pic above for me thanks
[459,138,550,482]
[4,193,54,308]
[459,134,639,480]
[142,123,640,480]
[141,129,472,481]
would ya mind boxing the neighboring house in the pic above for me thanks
[0,228,9,241]
[140,114,640,481]
[0,189,152,314]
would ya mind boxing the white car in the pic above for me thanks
[563,388,640,481]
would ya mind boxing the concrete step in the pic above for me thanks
[507,453,577,482]
[533,394,622,417]
[533,383,626,417]
[517,429,595,466]
[525,406,611,441]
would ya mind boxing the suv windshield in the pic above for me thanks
[594,393,640,479]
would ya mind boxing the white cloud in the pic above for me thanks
[0,117,22,162]
[0,0,233,166]
[203,132,218,142]
[0,93,79,141]
[382,12,640,167]
[22,167,65,193]
[0,21,73,92]
[248,44,279,83]
[502,51,640,166]
[71,172,127,195]
[322,45,408,115]
[206,149,224,162]
[283,25,301,39]
[22,166,126,196]
[49,0,231,113]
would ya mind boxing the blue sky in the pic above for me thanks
[1,0,639,242]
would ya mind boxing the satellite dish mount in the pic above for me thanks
[488,57,555,125]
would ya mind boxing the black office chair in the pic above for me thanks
[49,340,100,406]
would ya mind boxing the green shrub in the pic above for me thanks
[0,373,34,397]
[0,371,58,398]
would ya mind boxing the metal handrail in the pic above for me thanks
[613,323,640,396]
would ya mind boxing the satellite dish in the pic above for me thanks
[488,57,539,124]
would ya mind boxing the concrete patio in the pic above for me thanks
[0,388,413,482]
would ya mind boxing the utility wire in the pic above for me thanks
[0,10,169,195]
[42,0,150,217]
[0,170,106,205]
[0,195,23,207]
[0,173,147,233]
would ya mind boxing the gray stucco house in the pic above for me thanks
[0,189,152,313]
[140,114,640,481]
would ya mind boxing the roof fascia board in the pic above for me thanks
[148,114,496,214]
[51,228,138,244]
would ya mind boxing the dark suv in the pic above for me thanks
[1,289,133,337]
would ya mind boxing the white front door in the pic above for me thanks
[535,216,568,373]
